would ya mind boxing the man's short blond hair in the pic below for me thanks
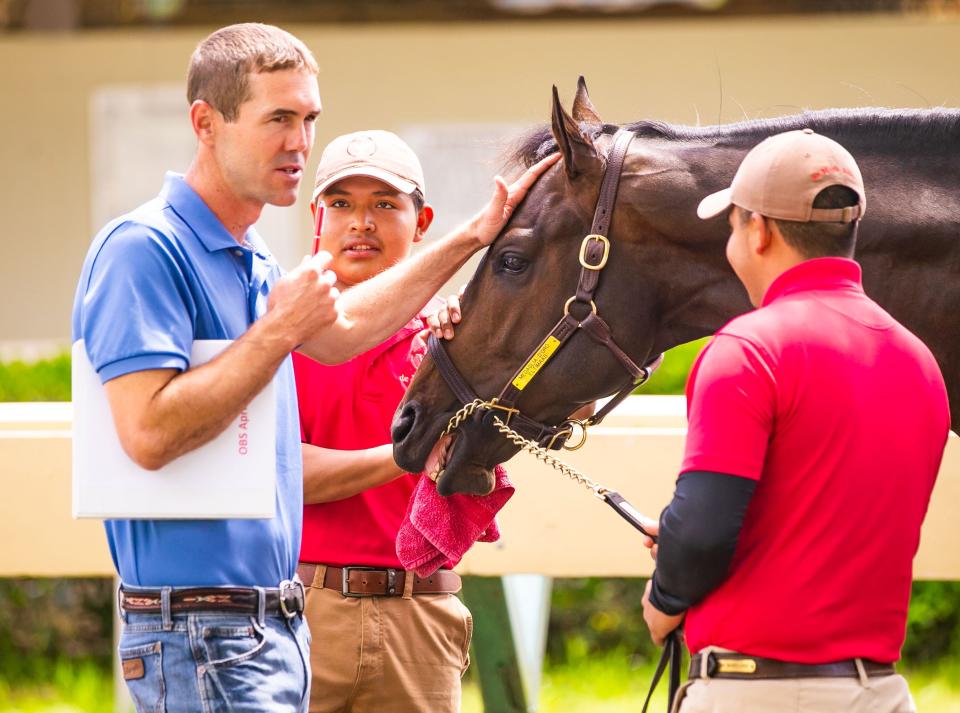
[187,23,318,122]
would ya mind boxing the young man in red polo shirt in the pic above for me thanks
[640,129,949,712]
[293,130,470,713]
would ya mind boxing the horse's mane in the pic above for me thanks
[511,107,960,167]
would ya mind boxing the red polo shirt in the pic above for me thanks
[680,257,949,663]
[294,301,444,568]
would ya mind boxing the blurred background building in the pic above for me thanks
[0,0,957,357]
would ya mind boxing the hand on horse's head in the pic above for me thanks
[424,285,465,342]
[466,153,560,247]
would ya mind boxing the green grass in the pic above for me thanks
[637,338,709,396]
[460,650,960,713]
[2,653,959,712]
[0,661,112,713]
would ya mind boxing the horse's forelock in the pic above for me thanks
[509,122,623,168]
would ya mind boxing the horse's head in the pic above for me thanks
[391,79,730,495]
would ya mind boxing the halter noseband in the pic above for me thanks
[428,128,663,451]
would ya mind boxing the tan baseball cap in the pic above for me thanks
[312,130,425,206]
[697,128,866,223]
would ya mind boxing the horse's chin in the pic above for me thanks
[424,431,497,496]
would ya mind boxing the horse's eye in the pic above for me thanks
[499,253,529,274]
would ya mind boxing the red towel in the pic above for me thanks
[396,464,513,577]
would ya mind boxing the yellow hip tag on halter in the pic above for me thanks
[512,336,561,391]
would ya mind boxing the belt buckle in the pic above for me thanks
[340,566,381,598]
[278,579,305,619]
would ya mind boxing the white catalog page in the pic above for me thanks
[72,340,277,519]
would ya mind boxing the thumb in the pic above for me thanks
[490,176,509,218]
[310,250,333,271]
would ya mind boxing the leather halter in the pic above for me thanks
[428,128,663,450]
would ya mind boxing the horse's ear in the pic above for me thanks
[572,76,603,128]
[551,85,599,181]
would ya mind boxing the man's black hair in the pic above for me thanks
[736,185,861,258]
[411,189,425,214]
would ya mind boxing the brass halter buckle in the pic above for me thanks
[579,234,610,270]
[486,398,521,426]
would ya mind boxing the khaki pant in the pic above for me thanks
[302,565,472,713]
[675,648,916,713]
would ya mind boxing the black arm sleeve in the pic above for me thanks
[648,470,757,615]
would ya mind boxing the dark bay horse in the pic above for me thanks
[392,81,960,496]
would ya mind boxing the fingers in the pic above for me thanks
[471,155,558,246]
[426,313,441,338]
[318,269,337,288]
[488,175,509,219]
[426,292,463,341]
[309,250,333,271]
[506,152,561,203]
[446,293,461,323]
[427,311,454,340]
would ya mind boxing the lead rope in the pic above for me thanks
[442,399,653,536]
[441,400,683,712]
[641,629,683,713]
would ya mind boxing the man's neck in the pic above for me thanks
[184,158,263,244]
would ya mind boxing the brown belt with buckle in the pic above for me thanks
[689,652,896,680]
[119,581,305,619]
[297,563,461,597]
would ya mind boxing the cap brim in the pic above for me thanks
[697,187,734,220]
[312,166,419,205]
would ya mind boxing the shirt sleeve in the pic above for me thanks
[680,333,777,481]
[77,222,195,383]
[648,470,757,615]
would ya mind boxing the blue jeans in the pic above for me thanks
[118,587,311,713]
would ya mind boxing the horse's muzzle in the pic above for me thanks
[391,400,427,473]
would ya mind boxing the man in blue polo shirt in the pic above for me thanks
[72,22,557,713]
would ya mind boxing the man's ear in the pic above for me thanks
[414,204,434,243]
[190,100,218,146]
[749,212,773,255]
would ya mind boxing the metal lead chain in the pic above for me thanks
[441,399,489,437]
[439,399,608,497]
[489,415,607,498]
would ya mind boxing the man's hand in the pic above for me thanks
[467,153,561,247]
[642,578,685,646]
[266,251,341,348]
[642,518,660,562]
[425,285,465,341]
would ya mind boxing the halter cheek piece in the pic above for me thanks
[428,128,663,451]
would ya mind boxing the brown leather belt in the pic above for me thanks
[689,652,896,680]
[119,581,305,619]
[297,562,461,597]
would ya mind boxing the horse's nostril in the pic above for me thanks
[391,401,420,445]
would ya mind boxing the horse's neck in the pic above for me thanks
[667,118,960,426]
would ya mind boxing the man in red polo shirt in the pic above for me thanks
[293,131,470,713]
[640,129,949,712]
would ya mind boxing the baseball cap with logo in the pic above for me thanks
[697,128,866,223]
[312,130,425,207]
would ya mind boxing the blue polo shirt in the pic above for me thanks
[71,172,302,587]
